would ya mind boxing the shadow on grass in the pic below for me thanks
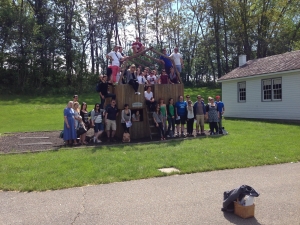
[88,135,225,153]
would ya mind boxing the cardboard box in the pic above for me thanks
[234,201,255,218]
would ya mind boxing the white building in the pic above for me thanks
[218,51,300,121]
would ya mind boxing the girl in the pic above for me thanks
[91,103,105,143]
[186,100,194,136]
[153,105,166,140]
[166,98,175,137]
[121,104,132,133]
[159,98,167,136]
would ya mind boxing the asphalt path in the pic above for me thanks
[0,162,299,225]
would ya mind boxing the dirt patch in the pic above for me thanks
[0,131,62,154]
[0,129,213,154]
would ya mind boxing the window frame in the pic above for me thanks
[261,77,282,102]
[237,81,246,103]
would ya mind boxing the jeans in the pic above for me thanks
[121,122,130,133]
[209,122,218,134]
[128,79,139,92]
[167,117,175,134]
[187,118,194,134]
[218,116,223,133]
[157,122,165,138]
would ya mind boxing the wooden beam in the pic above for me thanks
[124,47,153,61]
[143,54,164,65]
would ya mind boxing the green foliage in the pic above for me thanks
[1,0,300,94]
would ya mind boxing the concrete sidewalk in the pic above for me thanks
[1,163,299,225]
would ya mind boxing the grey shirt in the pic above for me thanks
[153,112,163,123]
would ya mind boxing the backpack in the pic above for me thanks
[96,81,101,92]
[122,132,130,143]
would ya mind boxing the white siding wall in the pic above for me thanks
[221,72,300,120]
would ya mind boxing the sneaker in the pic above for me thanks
[96,140,102,143]
[166,135,170,138]
[93,137,96,143]
[135,92,141,95]
[181,133,185,137]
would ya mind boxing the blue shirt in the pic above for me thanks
[215,101,224,113]
[175,101,187,116]
[160,54,173,67]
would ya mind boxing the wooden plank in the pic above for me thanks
[114,85,150,139]
[124,47,152,61]
[153,83,184,105]
[19,137,49,139]
[113,82,184,140]
[18,142,53,146]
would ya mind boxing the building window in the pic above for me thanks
[238,82,246,102]
[262,78,282,101]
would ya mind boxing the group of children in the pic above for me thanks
[148,94,225,141]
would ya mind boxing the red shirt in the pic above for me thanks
[132,42,142,50]
[160,75,169,84]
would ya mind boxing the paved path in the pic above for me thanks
[1,163,300,225]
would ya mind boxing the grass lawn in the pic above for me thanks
[0,87,220,133]
[0,88,299,192]
[0,119,299,191]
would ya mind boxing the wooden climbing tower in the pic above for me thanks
[112,47,184,140]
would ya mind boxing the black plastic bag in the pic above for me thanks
[222,185,259,212]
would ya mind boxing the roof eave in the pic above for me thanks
[217,69,300,83]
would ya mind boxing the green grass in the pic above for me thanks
[0,119,299,191]
[1,88,299,192]
[0,87,221,133]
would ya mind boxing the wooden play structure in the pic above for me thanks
[109,47,184,140]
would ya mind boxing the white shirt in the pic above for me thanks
[147,75,157,84]
[137,75,147,84]
[108,51,122,67]
[170,52,182,65]
[144,91,153,100]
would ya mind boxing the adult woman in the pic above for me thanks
[91,103,105,143]
[159,98,167,136]
[205,97,219,135]
[137,71,147,84]
[80,102,90,130]
[166,98,175,136]
[123,64,140,95]
[169,67,179,84]
[144,86,157,111]
[186,100,194,136]
[132,110,141,121]
[73,101,80,128]
[121,104,132,133]
[73,101,87,144]
[63,101,77,146]
[153,105,166,140]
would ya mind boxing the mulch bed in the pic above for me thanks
[0,129,212,154]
